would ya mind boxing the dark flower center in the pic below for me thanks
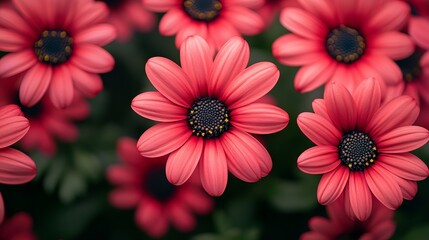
[326,25,366,64]
[396,51,423,82]
[98,0,123,8]
[183,0,222,22]
[188,97,230,138]
[15,95,43,118]
[338,131,377,171]
[144,167,177,202]
[34,30,73,65]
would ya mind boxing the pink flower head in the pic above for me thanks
[297,78,429,221]
[0,0,117,108]
[99,0,156,42]
[0,104,36,223]
[132,36,289,196]
[0,212,36,240]
[143,0,264,50]
[107,137,213,238]
[272,0,415,93]
[301,194,395,240]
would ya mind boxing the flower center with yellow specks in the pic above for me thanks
[396,51,423,82]
[183,0,222,22]
[326,25,366,64]
[338,131,378,171]
[34,30,73,65]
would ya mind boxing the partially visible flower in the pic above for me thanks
[272,0,414,93]
[98,0,156,42]
[0,104,36,223]
[0,212,36,240]
[143,0,264,50]
[301,194,395,240]
[0,0,116,108]
[132,36,289,196]
[297,78,429,221]
[107,137,213,238]
[258,0,298,28]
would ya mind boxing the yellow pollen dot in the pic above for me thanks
[208,130,213,134]
[348,164,352,168]
[50,31,57,37]
[372,147,377,150]
[365,162,369,166]
[65,46,71,53]
[190,121,193,125]
[219,126,223,129]
[44,55,50,61]
[190,110,194,114]
[370,159,374,163]
[42,31,49,37]
[201,132,205,137]
[60,31,67,38]
[225,118,229,123]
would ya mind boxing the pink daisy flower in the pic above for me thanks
[0,212,36,240]
[301,194,395,240]
[297,78,429,221]
[0,104,36,223]
[107,137,213,238]
[99,0,156,42]
[131,36,289,196]
[272,0,415,92]
[0,0,116,108]
[143,0,264,50]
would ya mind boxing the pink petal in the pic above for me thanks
[106,166,134,185]
[166,136,203,185]
[0,105,24,120]
[145,57,195,108]
[70,44,114,73]
[272,34,324,66]
[72,2,109,31]
[348,171,372,221]
[19,64,52,107]
[180,35,212,97]
[366,221,396,240]
[308,216,337,236]
[0,8,34,37]
[297,112,342,146]
[49,65,74,108]
[168,201,195,231]
[300,232,330,240]
[0,116,29,148]
[181,188,213,214]
[116,137,145,167]
[137,122,191,158]
[311,99,329,120]
[297,146,341,174]
[317,166,349,205]
[231,103,288,134]
[377,126,429,153]
[371,32,414,60]
[280,8,327,40]
[226,0,263,8]
[143,0,178,12]
[409,17,429,49]
[12,0,46,27]
[297,0,336,26]
[0,28,28,52]
[0,148,36,184]
[69,64,103,98]
[364,166,403,210]
[199,140,228,196]
[208,37,249,97]
[0,50,37,78]
[223,7,264,35]
[293,59,336,93]
[131,92,187,122]
[159,8,191,36]
[135,201,169,238]
[174,22,207,49]
[378,153,429,181]
[207,18,240,50]
[108,188,140,208]
[324,82,357,132]
[74,24,116,46]
[354,78,382,130]
[367,96,419,139]
[221,130,272,182]
[365,1,410,32]
[392,176,417,200]
[222,62,279,109]
[362,55,402,86]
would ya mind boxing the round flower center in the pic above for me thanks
[144,167,177,202]
[338,131,377,171]
[183,0,222,22]
[326,25,366,64]
[34,30,73,65]
[188,97,230,138]
[396,51,422,82]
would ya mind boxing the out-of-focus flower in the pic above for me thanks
[272,0,414,93]
[0,212,36,240]
[131,36,289,196]
[301,194,395,240]
[143,0,264,50]
[0,104,36,223]
[98,0,156,42]
[0,0,116,108]
[107,137,213,238]
[258,0,298,28]
[297,78,429,221]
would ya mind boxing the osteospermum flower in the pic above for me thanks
[0,104,36,223]
[107,137,213,238]
[272,0,414,92]
[0,212,36,240]
[143,0,264,50]
[297,78,429,221]
[0,0,116,108]
[301,194,395,240]
[98,0,156,42]
[132,36,289,196]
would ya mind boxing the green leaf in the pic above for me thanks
[43,157,66,193]
[268,178,317,212]
[402,224,429,240]
[59,170,87,204]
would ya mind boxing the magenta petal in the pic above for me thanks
[324,82,357,132]
[0,50,37,78]
[74,24,116,46]
[294,59,336,93]
[0,28,28,52]
[109,188,140,208]
[0,105,24,120]
[0,116,29,148]
[280,8,327,40]
[70,44,114,73]
[0,148,36,185]
[221,130,272,182]
[366,1,409,32]
[311,99,329,120]
[297,146,341,174]
[143,0,178,12]
[199,140,228,196]
[159,8,191,36]
[377,126,429,153]
[348,172,372,221]
[166,136,203,185]
[378,153,429,181]
[131,92,187,122]
[364,166,403,210]
[137,122,191,158]
[317,166,349,205]
[69,64,103,98]
[49,65,74,108]
[409,17,429,49]
[297,112,342,146]
[392,176,417,200]
[223,7,264,35]
[354,78,382,130]
[272,34,323,66]
[371,32,414,60]
[19,64,52,107]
